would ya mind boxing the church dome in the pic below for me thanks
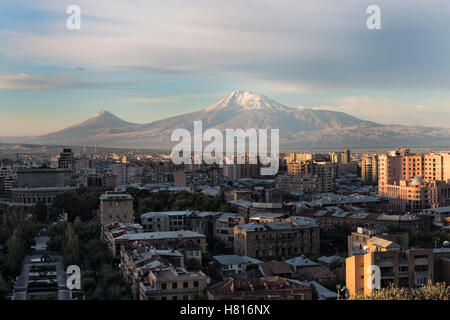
[411,176,424,185]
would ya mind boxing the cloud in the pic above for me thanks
[2,0,450,91]
[301,96,450,128]
[124,92,229,104]
[0,72,136,90]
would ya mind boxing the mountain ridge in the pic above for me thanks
[6,91,450,149]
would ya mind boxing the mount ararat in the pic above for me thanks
[6,91,450,150]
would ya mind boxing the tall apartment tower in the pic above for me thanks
[58,148,75,175]
[342,149,351,164]
[361,154,378,184]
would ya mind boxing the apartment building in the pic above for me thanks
[347,227,409,257]
[215,213,246,248]
[99,191,134,229]
[212,255,262,278]
[207,277,312,300]
[346,237,450,297]
[298,207,431,232]
[275,175,320,193]
[361,154,378,184]
[140,211,192,232]
[120,244,185,288]
[233,218,320,260]
[285,161,333,192]
[139,267,209,300]
[378,149,450,212]
[109,230,206,258]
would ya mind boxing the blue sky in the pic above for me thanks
[1,0,450,136]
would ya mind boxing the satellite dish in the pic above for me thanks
[443,241,449,247]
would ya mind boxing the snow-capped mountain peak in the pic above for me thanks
[204,90,289,112]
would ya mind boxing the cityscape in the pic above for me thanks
[0,0,449,312]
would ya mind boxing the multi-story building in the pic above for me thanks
[120,244,185,288]
[314,161,333,192]
[342,149,351,164]
[207,277,312,300]
[58,148,75,175]
[139,267,209,300]
[212,255,262,278]
[284,161,333,192]
[275,175,320,193]
[0,166,16,194]
[379,150,450,212]
[347,227,409,257]
[108,230,207,258]
[79,173,117,192]
[346,237,450,297]
[298,208,431,232]
[111,164,143,186]
[99,191,134,229]
[11,168,76,208]
[233,218,319,260]
[140,211,192,232]
[361,154,378,184]
[215,213,246,248]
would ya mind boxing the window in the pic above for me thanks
[183,282,188,288]
[172,282,177,289]
[194,281,199,288]
[161,283,167,289]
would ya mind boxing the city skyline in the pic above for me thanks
[1,0,450,136]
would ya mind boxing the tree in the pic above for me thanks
[351,282,449,300]
[0,275,10,300]
[63,224,80,266]
[33,201,47,223]
[213,240,227,255]
[83,239,111,269]
[5,227,26,277]
[186,258,202,271]
[52,190,100,222]
[81,277,97,295]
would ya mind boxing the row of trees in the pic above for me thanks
[48,215,131,300]
[351,282,450,300]
[126,188,233,220]
[0,206,41,299]
[0,206,40,277]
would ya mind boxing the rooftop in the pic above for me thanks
[213,255,262,266]
[116,230,205,241]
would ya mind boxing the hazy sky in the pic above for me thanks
[1,0,450,136]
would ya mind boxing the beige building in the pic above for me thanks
[99,191,134,228]
[284,161,333,193]
[139,267,209,300]
[346,236,450,297]
[234,218,320,260]
[275,174,320,193]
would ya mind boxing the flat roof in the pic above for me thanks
[117,230,206,241]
